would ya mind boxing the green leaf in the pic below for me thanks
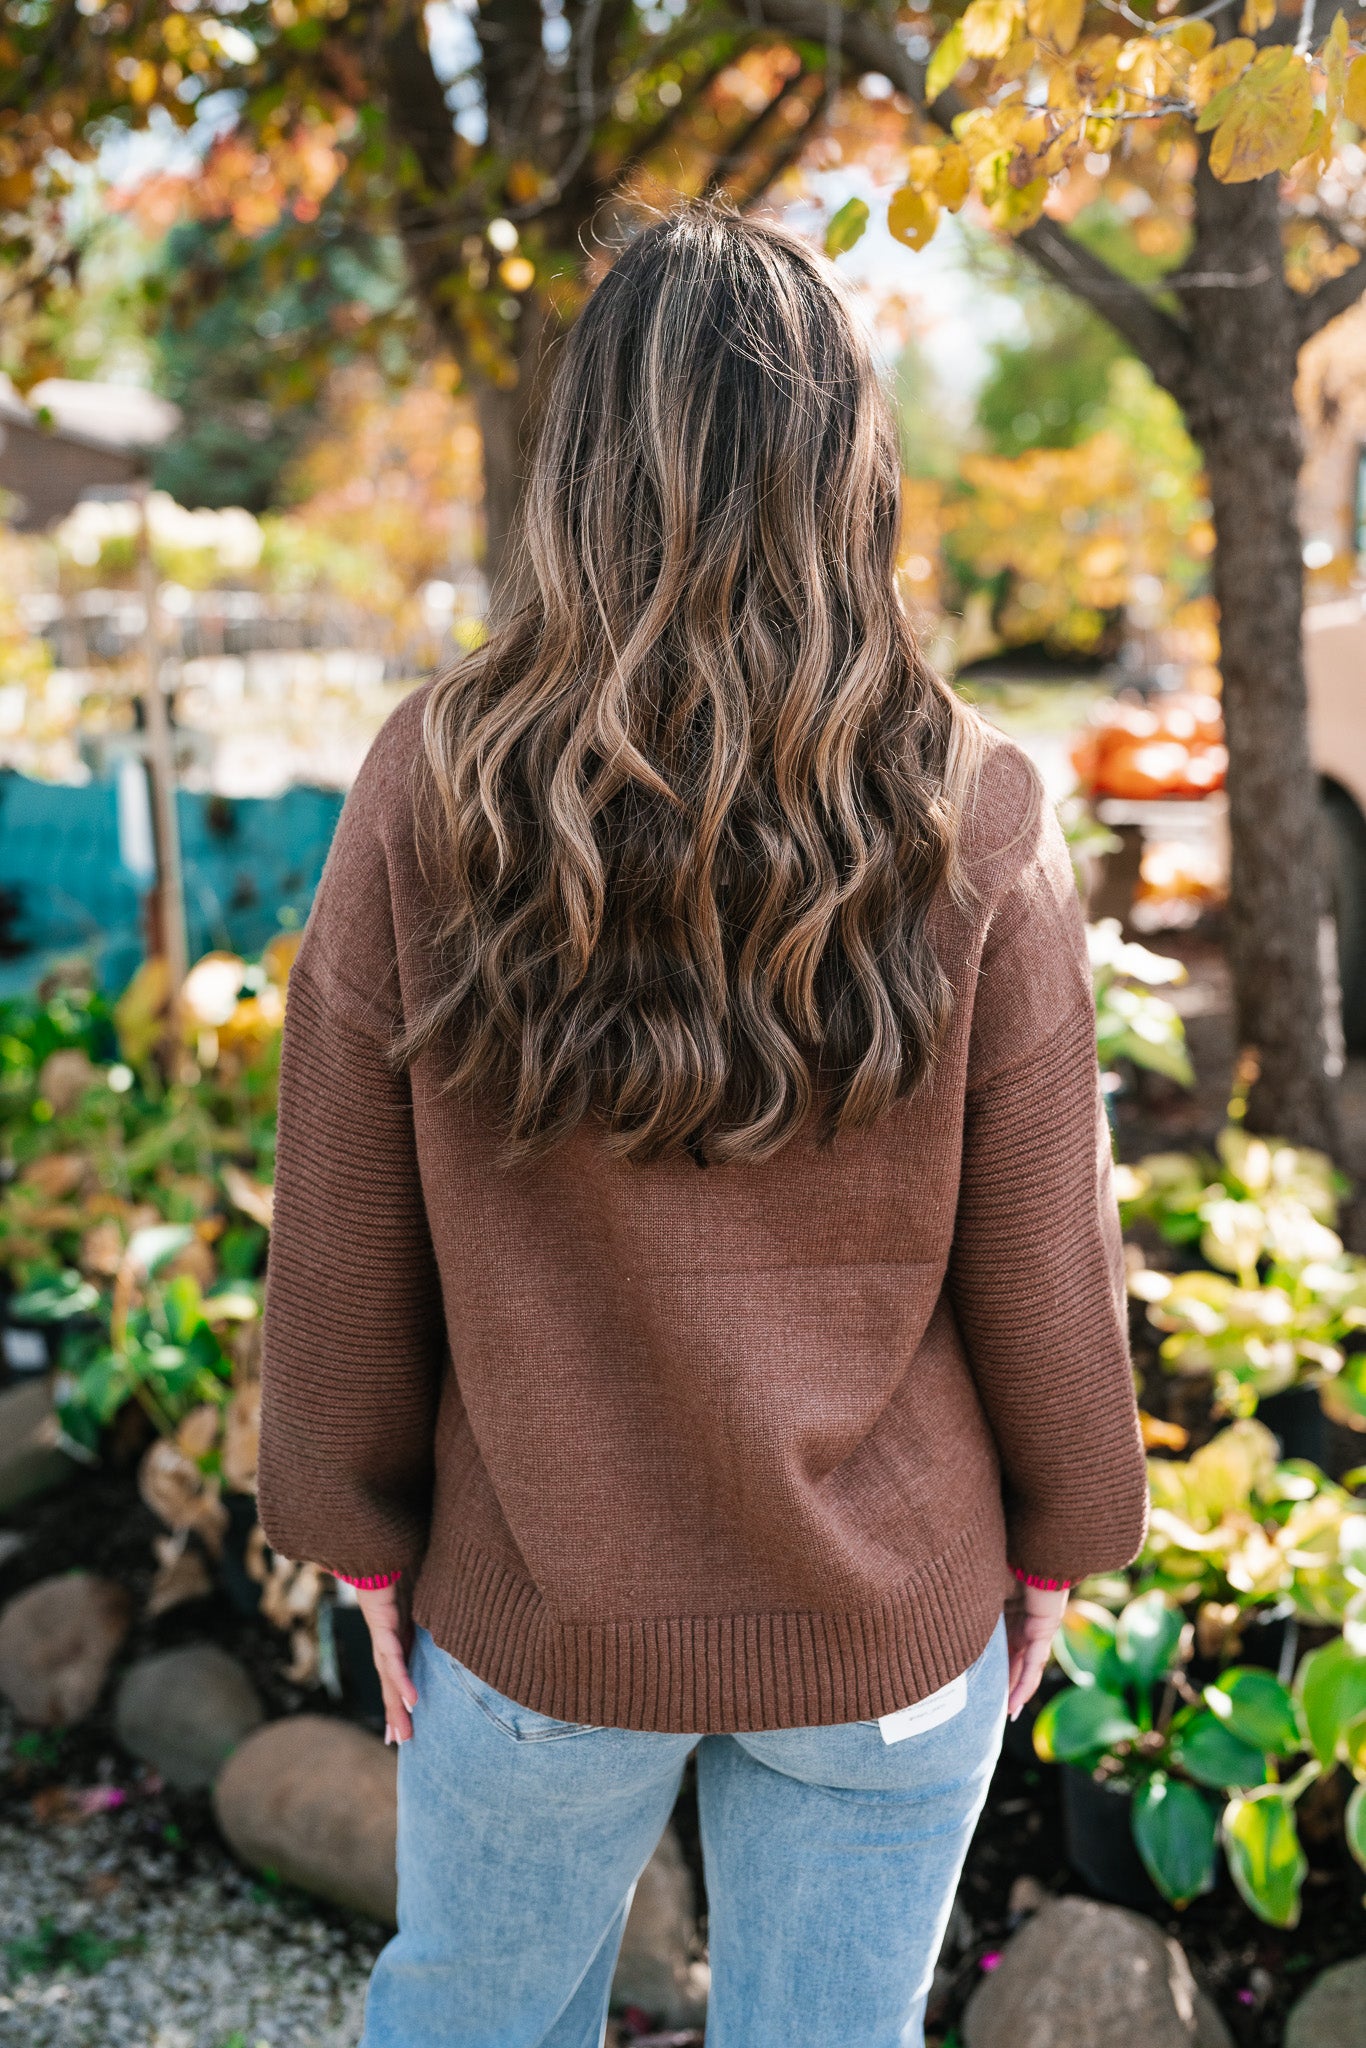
[824,197,869,256]
[1222,1790,1307,1927]
[1033,1685,1140,1765]
[1115,1589,1185,1690]
[1345,1781,1366,1870]
[1053,1600,1124,1690]
[160,1273,204,1344]
[9,1270,100,1321]
[1169,1707,1270,1788]
[1297,1637,1366,1768]
[927,19,967,101]
[1132,1772,1218,1905]
[1204,1669,1301,1757]
[71,1350,135,1426]
[125,1223,195,1278]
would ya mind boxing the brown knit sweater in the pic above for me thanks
[257,685,1147,1733]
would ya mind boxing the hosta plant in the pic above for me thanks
[1117,1127,1346,1253]
[1035,1587,1323,1925]
[1141,1420,1366,1634]
[1123,1132,1366,1424]
[1089,919,1194,1091]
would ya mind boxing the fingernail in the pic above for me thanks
[384,1725,393,1746]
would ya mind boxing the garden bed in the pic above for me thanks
[1,1455,1364,2048]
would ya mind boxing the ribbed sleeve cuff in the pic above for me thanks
[1011,1566,1071,1591]
[334,1568,403,1590]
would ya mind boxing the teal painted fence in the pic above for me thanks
[0,770,344,995]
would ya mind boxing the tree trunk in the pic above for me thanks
[475,373,535,602]
[1179,159,1337,1151]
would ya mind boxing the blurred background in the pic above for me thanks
[6,8,1366,2046]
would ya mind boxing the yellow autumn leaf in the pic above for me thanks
[935,140,972,209]
[1026,0,1085,55]
[1083,94,1123,151]
[1298,106,1328,163]
[902,141,972,211]
[1067,32,1122,101]
[1313,13,1349,170]
[977,149,1050,231]
[990,33,1038,85]
[889,182,942,249]
[129,59,159,106]
[1345,49,1366,125]
[905,144,943,189]
[1169,18,1215,58]
[955,101,1047,164]
[961,0,1025,60]
[1240,0,1276,32]
[1189,36,1255,112]
[926,19,967,100]
[1117,35,1170,106]
[1207,45,1314,181]
[1040,121,1083,175]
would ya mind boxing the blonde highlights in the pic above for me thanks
[406,202,981,1163]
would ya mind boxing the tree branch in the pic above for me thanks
[705,65,813,196]
[1297,250,1366,344]
[1015,217,1194,401]
[739,0,1195,397]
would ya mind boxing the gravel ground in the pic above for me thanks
[0,1711,384,2048]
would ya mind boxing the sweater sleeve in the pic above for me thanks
[947,788,1148,1587]
[256,719,447,1582]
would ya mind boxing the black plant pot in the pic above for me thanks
[327,1602,385,1727]
[1060,1766,1166,1913]
[1258,1384,1328,1467]
[1188,1608,1298,1690]
[219,1490,265,1619]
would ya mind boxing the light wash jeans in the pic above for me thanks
[361,1615,1008,2048]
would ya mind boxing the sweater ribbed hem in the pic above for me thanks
[411,1501,1009,1734]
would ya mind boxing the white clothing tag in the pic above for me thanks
[877,1671,968,1744]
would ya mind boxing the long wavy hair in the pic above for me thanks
[405,202,982,1164]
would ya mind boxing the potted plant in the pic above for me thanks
[1034,1419,1366,1922]
[1122,1134,1366,1461]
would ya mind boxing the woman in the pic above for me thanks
[258,202,1147,2048]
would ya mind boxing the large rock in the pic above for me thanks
[115,1644,265,1790]
[214,1714,398,1922]
[963,1897,1232,2048]
[1287,1958,1366,2048]
[0,1571,131,1726]
[0,1378,75,1513]
[611,1824,709,2028]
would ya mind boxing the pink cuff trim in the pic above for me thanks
[334,1568,403,1590]
[1012,1567,1071,1591]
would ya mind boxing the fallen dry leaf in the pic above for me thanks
[221,1163,274,1230]
[79,1219,126,1279]
[222,1381,261,1493]
[18,1153,87,1199]
[146,1530,215,1617]
[138,1438,228,1556]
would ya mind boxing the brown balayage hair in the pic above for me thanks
[405,201,982,1164]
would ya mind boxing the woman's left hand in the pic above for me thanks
[355,1580,419,1744]
[1005,1581,1068,1721]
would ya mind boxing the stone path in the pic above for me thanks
[0,1710,382,2048]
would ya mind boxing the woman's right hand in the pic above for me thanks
[1005,1581,1068,1721]
[354,1581,420,1744]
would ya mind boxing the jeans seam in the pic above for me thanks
[448,1654,604,1743]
